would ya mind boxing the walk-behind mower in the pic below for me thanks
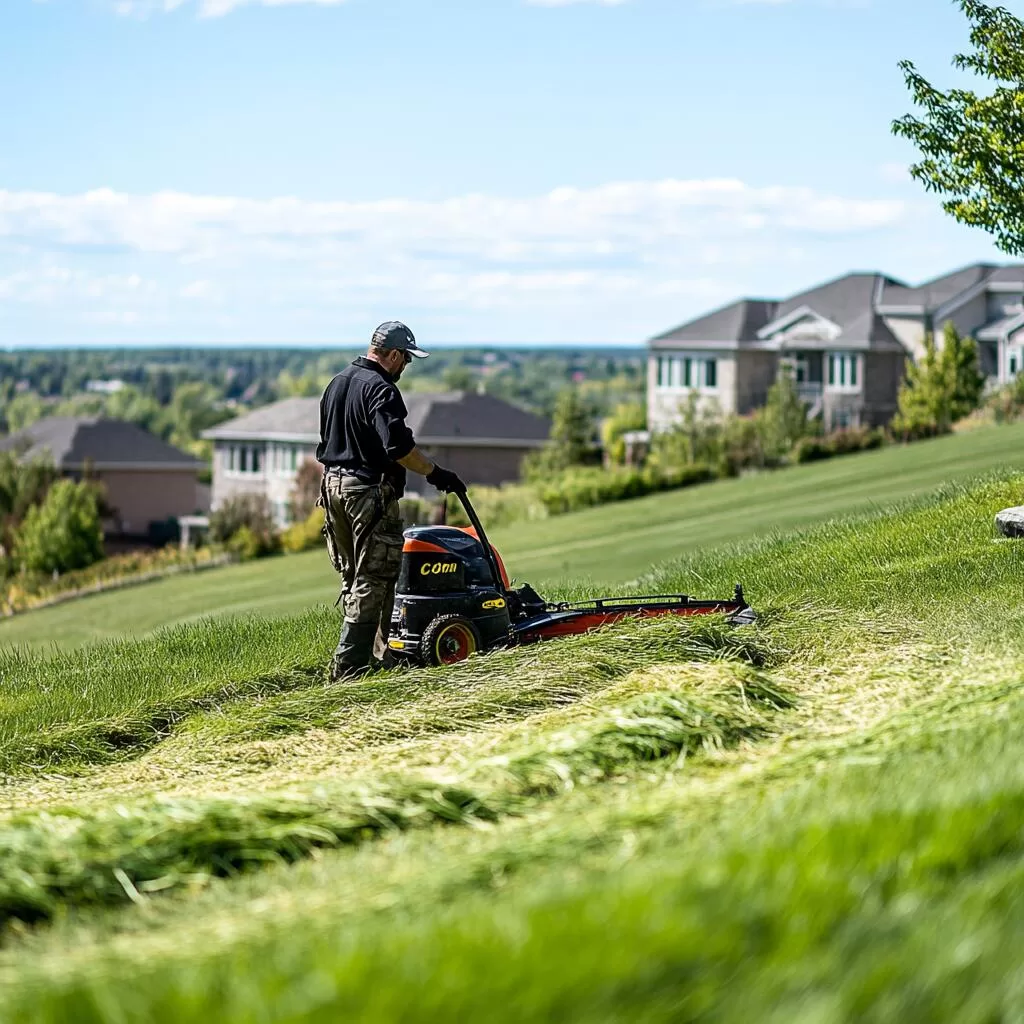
[387,492,755,667]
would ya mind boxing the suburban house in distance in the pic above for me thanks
[648,263,1024,433]
[0,417,208,538]
[204,391,551,524]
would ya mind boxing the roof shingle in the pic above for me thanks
[203,391,550,446]
[0,417,201,469]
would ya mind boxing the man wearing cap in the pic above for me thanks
[317,321,467,682]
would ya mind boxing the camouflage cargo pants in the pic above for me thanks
[321,473,404,671]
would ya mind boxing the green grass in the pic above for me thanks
[0,469,1022,1020]
[4,422,1024,651]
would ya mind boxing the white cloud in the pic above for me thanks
[0,179,904,257]
[111,0,348,19]
[0,178,908,342]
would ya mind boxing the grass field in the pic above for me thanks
[0,464,1022,1020]
[3,422,1024,652]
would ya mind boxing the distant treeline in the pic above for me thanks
[0,345,644,431]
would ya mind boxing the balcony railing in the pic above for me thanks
[795,382,824,403]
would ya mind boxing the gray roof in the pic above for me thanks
[204,391,550,447]
[879,263,1024,311]
[764,273,907,351]
[0,417,201,469]
[651,263,1024,354]
[883,264,997,310]
[772,273,899,329]
[650,299,778,348]
[651,273,907,352]
[977,311,1024,341]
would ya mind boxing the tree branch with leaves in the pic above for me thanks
[894,0,1024,253]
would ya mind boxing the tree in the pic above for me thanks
[891,322,985,438]
[15,479,104,575]
[290,458,324,523]
[167,381,231,452]
[601,402,647,465]
[549,387,595,467]
[893,0,1024,254]
[757,366,809,463]
[945,321,986,419]
[3,392,47,434]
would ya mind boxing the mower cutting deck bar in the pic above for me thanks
[388,492,755,667]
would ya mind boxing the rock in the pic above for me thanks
[995,506,1024,538]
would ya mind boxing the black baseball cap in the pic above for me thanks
[370,321,429,358]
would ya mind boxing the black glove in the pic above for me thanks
[427,464,467,495]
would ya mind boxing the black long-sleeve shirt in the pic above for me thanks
[316,358,416,493]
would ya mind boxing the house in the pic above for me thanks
[0,417,208,537]
[203,391,551,524]
[648,263,1024,433]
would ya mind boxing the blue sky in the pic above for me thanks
[0,0,1015,346]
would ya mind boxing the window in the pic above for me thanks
[828,353,859,391]
[226,444,265,475]
[654,356,718,391]
[1010,347,1022,377]
[290,446,298,472]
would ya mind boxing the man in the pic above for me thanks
[317,321,467,681]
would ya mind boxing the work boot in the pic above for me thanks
[326,620,377,684]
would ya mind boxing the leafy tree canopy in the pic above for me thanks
[15,480,104,576]
[894,0,1024,253]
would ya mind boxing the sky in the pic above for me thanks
[0,0,1017,347]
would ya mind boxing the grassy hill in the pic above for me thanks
[4,422,1024,652]
[0,470,1022,1020]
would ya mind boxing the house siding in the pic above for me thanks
[882,315,927,362]
[647,351,735,430]
[419,445,538,489]
[210,438,539,524]
[946,292,989,339]
[96,469,203,536]
[861,351,905,426]
[736,351,777,414]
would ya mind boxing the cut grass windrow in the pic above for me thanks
[0,615,782,780]
[0,672,792,925]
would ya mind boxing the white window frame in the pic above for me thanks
[225,443,265,477]
[1009,345,1022,379]
[655,355,718,393]
[826,352,860,393]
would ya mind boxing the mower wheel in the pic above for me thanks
[421,614,483,667]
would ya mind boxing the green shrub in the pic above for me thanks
[14,479,104,576]
[281,509,326,554]
[985,374,1024,424]
[445,483,549,529]
[210,495,279,558]
[794,427,886,464]
[227,526,279,561]
[536,464,714,516]
[601,402,647,465]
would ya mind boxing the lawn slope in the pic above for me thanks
[3,422,1024,652]
[0,473,1021,1021]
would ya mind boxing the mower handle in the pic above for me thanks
[453,489,507,595]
